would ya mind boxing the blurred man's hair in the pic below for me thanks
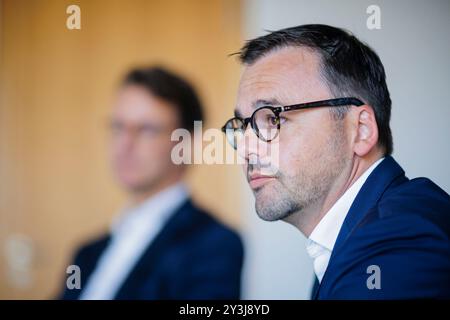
[123,66,204,132]
[238,24,393,155]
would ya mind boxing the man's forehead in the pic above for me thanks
[243,46,319,80]
[236,46,325,114]
[249,46,318,69]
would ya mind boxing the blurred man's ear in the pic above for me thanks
[352,105,379,157]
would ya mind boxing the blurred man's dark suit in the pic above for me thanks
[60,199,243,300]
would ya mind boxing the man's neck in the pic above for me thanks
[285,151,384,237]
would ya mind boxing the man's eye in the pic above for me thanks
[265,115,279,126]
[110,122,123,133]
[140,125,161,135]
[267,116,286,126]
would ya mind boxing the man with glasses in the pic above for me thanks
[60,66,243,300]
[223,24,450,299]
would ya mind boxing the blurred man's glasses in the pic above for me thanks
[221,97,364,150]
[109,121,170,139]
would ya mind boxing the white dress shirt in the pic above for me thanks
[79,182,189,300]
[306,158,384,283]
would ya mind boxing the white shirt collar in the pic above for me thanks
[111,182,189,237]
[79,182,189,300]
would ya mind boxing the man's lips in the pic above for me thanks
[248,174,275,189]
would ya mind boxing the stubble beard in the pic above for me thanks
[253,126,349,222]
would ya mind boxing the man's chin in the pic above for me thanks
[121,179,155,194]
[255,208,282,221]
[253,186,300,222]
[254,192,283,221]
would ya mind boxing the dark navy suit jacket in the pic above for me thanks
[60,199,243,300]
[312,156,450,299]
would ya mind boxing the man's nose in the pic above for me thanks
[116,129,137,151]
[236,124,262,162]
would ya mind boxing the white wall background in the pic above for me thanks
[240,0,450,299]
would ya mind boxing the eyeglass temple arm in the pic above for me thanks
[280,97,364,112]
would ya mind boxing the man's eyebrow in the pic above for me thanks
[252,98,282,109]
[234,98,282,118]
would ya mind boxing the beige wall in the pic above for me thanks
[0,0,243,299]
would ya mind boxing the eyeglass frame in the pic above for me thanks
[221,97,364,146]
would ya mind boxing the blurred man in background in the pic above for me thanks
[60,66,243,300]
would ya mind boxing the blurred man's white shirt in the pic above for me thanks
[79,182,189,300]
[306,158,384,283]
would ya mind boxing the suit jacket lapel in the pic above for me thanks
[114,199,196,299]
[311,276,320,300]
[313,156,406,299]
[67,234,110,300]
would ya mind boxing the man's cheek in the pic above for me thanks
[283,138,306,161]
[277,147,295,172]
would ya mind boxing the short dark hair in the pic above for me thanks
[238,24,393,155]
[123,66,204,132]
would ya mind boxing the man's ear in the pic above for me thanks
[353,105,379,157]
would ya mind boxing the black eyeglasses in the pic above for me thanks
[221,97,364,149]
